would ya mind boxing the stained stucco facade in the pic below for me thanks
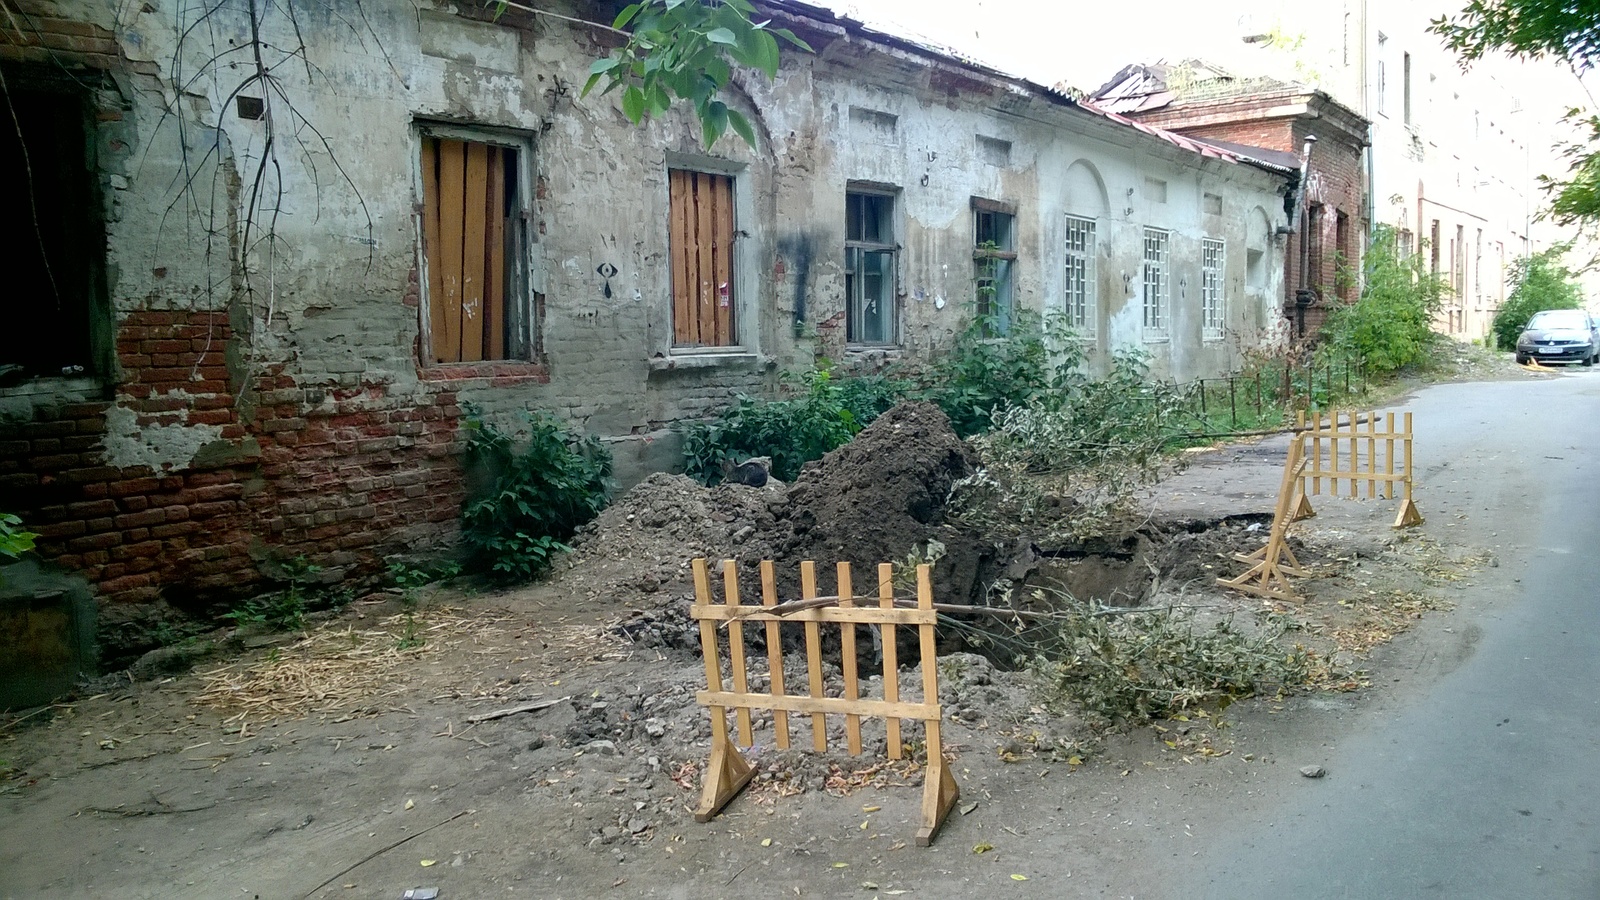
[0,0,1289,664]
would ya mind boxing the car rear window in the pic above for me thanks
[1528,310,1589,329]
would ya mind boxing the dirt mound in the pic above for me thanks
[781,401,995,604]
[557,472,787,614]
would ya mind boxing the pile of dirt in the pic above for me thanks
[779,401,995,604]
[556,472,788,616]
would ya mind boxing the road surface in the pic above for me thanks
[1188,371,1600,898]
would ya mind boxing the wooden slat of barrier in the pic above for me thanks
[800,561,827,752]
[759,561,789,750]
[696,691,937,720]
[723,560,753,747]
[1311,411,1322,495]
[1366,411,1377,498]
[838,562,862,756]
[692,560,731,776]
[1385,412,1396,500]
[915,563,959,846]
[1329,409,1340,496]
[878,563,901,760]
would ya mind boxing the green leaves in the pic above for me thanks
[1321,225,1448,373]
[580,0,813,148]
[1491,244,1583,348]
[459,408,614,584]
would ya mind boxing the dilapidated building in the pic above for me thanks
[1093,61,1369,339]
[0,0,1291,669]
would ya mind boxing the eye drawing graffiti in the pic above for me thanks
[596,262,618,299]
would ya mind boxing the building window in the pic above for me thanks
[1403,52,1412,125]
[1376,34,1387,115]
[418,131,533,364]
[668,169,737,348]
[1064,215,1096,337]
[1430,219,1441,275]
[973,201,1017,334]
[1397,228,1414,259]
[1201,238,1224,341]
[1142,227,1169,338]
[1335,211,1352,300]
[1305,204,1324,297]
[845,189,897,345]
[2,69,108,380]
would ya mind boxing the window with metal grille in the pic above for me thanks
[1142,227,1169,337]
[1201,237,1224,341]
[1064,215,1095,337]
[418,132,533,364]
[974,203,1017,335]
[845,190,897,345]
[669,169,737,348]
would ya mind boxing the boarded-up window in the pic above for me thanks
[420,136,522,364]
[669,169,736,347]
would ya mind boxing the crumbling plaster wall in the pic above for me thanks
[1,0,1287,663]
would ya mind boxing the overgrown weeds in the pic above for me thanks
[681,365,906,483]
[1028,590,1316,727]
[1321,224,1447,373]
[223,556,325,632]
[950,350,1189,540]
[1491,245,1583,349]
[917,309,1079,437]
[459,407,613,583]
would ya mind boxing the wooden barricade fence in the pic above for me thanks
[689,557,960,847]
[1294,410,1422,528]
[1217,435,1310,601]
[1220,409,1423,602]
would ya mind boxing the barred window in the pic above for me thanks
[1064,216,1096,337]
[1202,237,1224,341]
[1142,227,1169,337]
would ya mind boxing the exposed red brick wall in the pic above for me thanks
[1139,111,1367,341]
[2,309,552,659]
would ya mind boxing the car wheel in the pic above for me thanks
[1516,353,1529,365]
[1587,353,1596,367]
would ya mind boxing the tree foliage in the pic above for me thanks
[1431,1,1600,68]
[1432,2,1600,232]
[1491,245,1584,347]
[1320,226,1447,373]
[581,0,811,148]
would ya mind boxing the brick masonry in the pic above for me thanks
[1,312,500,618]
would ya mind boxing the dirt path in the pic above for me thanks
[0,394,1507,899]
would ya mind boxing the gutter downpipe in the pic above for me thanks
[1292,135,1318,338]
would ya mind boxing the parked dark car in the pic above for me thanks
[1514,309,1599,366]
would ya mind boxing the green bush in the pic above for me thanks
[1321,225,1447,373]
[681,366,907,484]
[459,409,613,583]
[918,308,1081,437]
[1491,247,1583,349]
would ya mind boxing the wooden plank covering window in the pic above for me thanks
[420,136,515,363]
[669,169,736,347]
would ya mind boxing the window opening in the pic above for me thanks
[2,72,105,379]
[845,190,897,345]
[668,169,737,348]
[974,206,1016,335]
[1201,238,1224,341]
[419,134,531,364]
[1064,215,1096,336]
[1142,227,1169,337]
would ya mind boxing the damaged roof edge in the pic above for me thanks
[760,0,1291,179]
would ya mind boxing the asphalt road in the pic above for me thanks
[1191,370,1600,899]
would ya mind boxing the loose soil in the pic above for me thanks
[0,401,1499,899]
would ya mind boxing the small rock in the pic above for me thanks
[644,719,666,739]
[960,801,980,816]
[583,740,619,756]
[1300,765,1327,778]
[627,818,650,834]
[527,735,546,751]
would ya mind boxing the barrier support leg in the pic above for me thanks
[695,733,754,823]
[916,745,960,847]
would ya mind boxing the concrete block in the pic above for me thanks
[0,560,96,709]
